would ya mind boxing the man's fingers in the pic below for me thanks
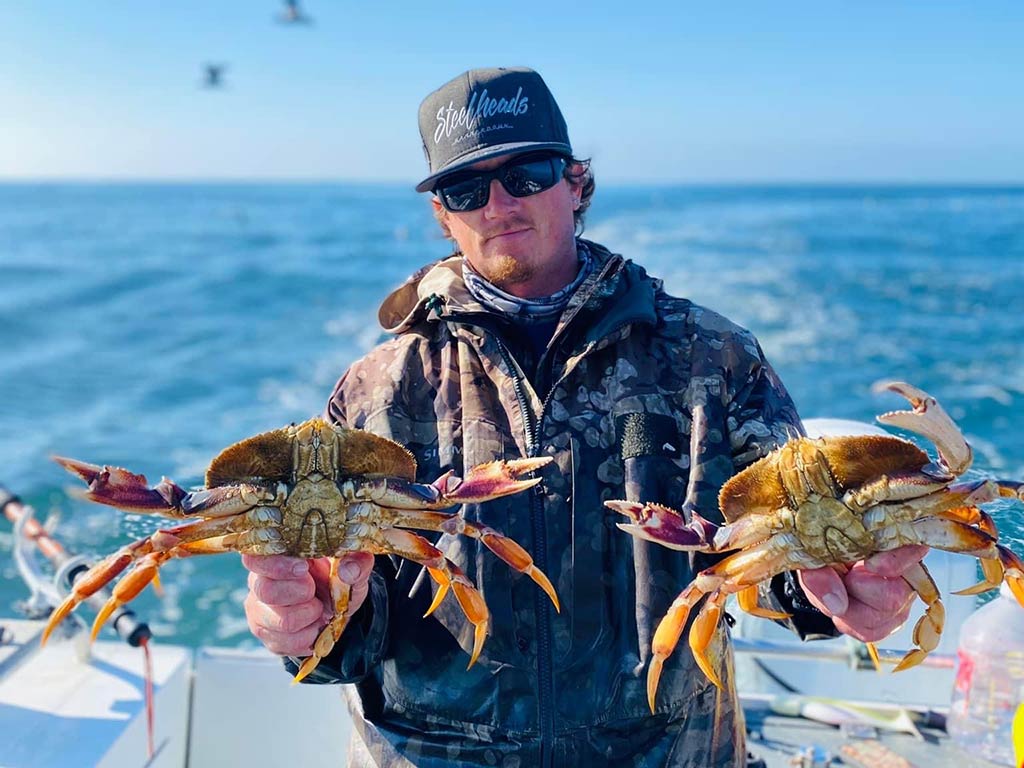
[247,570,316,606]
[242,552,374,656]
[337,552,375,584]
[244,593,323,655]
[864,545,929,578]
[844,564,916,616]
[241,553,310,579]
[241,553,373,584]
[831,595,912,643]
[827,561,917,643]
[247,616,320,655]
[250,596,324,634]
[798,567,849,617]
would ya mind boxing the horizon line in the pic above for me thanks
[2,177,1023,188]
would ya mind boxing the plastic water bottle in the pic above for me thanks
[947,582,1024,766]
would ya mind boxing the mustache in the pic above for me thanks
[482,216,532,240]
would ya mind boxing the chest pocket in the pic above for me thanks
[614,410,697,682]
[615,411,688,510]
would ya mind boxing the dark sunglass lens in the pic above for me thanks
[437,155,567,210]
[503,156,563,197]
[439,177,488,211]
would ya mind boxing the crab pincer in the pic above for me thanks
[607,501,719,550]
[433,457,553,505]
[873,380,972,475]
[52,456,188,512]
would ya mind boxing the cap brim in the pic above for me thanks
[415,141,572,193]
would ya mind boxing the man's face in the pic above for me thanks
[432,152,584,299]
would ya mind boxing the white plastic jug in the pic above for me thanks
[946,582,1024,766]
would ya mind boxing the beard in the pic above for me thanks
[485,254,535,290]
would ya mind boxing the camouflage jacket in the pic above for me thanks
[286,240,827,767]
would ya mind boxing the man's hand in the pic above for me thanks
[242,552,374,656]
[797,545,928,642]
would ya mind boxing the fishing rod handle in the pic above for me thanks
[56,555,153,647]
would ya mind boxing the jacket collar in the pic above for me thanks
[376,239,658,337]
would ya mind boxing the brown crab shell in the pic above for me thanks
[718,434,931,523]
[204,419,418,487]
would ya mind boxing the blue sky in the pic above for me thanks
[2,2,1021,182]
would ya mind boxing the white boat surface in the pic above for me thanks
[0,618,351,768]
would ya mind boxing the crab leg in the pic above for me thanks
[934,506,1002,595]
[994,481,1024,501]
[383,527,490,670]
[999,547,1024,605]
[736,585,791,620]
[854,480,1004,534]
[91,530,287,641]
[384,509,560,612]
[936,502,998,536]
[293,557,353,684]
[41,546,140,644]
[295,527,491,681]
[872,517,1024,606]
[892,561,943,672]
[646,581,704,711]
[346,457,552,512]
[423,558,490,669]
[688,591,729,690]
[863,498,1003,595]
[646,540,803,710]
[294,527,446,682]
[53,455,281,518]
[40,512,289,644]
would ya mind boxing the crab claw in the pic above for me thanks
[872,381,972,475]
[607,500,719,551]
[434,457,553,505]
[52,456,187,512]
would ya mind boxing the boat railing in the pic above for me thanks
[732,636,955,670]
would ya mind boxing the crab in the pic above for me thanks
[606,381,1024,712]
[44,418,559,681]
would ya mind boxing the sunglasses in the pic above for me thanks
[434,153,568,212]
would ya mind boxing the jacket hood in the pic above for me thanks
[376,239,658,336]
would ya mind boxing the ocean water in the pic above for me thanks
[1,183,1022,649]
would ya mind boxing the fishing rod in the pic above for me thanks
[0,482,151,647]
[2,482,160,758]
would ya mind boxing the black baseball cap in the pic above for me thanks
[415,67,573,193]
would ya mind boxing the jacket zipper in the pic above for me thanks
[451,305,639,767]
[495,339,556,767]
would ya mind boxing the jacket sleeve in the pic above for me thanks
[277,373,396,684]
[728,346,841,641]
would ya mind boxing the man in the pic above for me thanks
[242,67,925,766]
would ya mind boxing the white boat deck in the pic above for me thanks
[0,615,999,768]
[0,619,350,768]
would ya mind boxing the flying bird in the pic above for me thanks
[277,0,313,25]
[201,63,228,89]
